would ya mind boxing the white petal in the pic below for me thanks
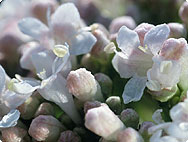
[0,109,20,128]
[2,90,32,109]
[0,65,6,94]
[51,3,80,28]
[20,42,43,71]
[69,31,97,55]
[122,75,147,104]
[144,24,170,55]
[18,17,49,40]
[31,50,55,79]
[117,26,140,53]
[112,51,152,78]
[38,74,81,124]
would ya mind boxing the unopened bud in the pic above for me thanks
[109,16,136,40]
[168,23,187,38]
[106,96,122,114]
[67,68,104,102]
[84,101,101,113]
[34,102,54,117]
[134,23,155,46]
[94,73,113,98]
[1,127,31,142]
[29,115,66,142]
[120,108,139,129]
[85,103,125,141]
[139,121,154,141]
[179,2,188,25]
[104,42,116,54]
[17,95,40,120]
[117,127,144,142]
[31,0,57,24]
[58,130,81,142]
[91,29,110,57]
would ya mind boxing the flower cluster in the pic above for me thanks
[0,0,188,142]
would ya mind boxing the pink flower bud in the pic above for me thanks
[29,115,65,142]
[134,23,155,46]
[84,101,101,113]
[58,130,81,142]
[168,23,187,38]
[31,0,57,24]
[67,68,103,102]
[117,127,144,142]
[85,103,125,141]
[1,127,30,142]
[179,1,188,25]
[34,102,54,117]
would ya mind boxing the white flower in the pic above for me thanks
[112,23,170,104]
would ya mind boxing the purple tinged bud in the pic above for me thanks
[17,95,40,120]
[120,108,139,129]
[1,127,31,142]
[67,68,104,102]
[58,130,81,142]
[117,127,144,142]
[31,0,57,24]
[139,121,155,141]
[94,73,113,98]
[84,101,101,114]
[179,1,188,25]
[29,115,66,142]
[106,96,122,114]
[168,23,187,38]
[34,102,54,117]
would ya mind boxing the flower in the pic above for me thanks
[112,23,170,104]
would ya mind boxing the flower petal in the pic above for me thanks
[18,17,49,40]
[51,3,80,29]
[117,26,140,53]
[0,109,20,128]
[112,51,153,78]
[69,31,97,55]
[144,24,170,55]
[122,75,147,104]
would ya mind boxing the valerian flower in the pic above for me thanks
[112,23,170,104]
[148,93,188,142]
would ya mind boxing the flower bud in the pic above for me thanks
[120,108,139,129]
[90,29,110,57]
[1,127,31,142]
[58,130,81,142]
[85,103,125,141]
[139,121,154,141]
[31,0,57,24]
[34,102,54,117]
[117,127,144,142]
[94,73,113,98]
[84,101,101,114]
[29,115,66,142]
[67,68,104,102]
[106,96,122,114]
[134,23,155,46]
[179,1,188,25]
[168,23,187,38]
[17,95,40,120]
[109,16,136,40]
